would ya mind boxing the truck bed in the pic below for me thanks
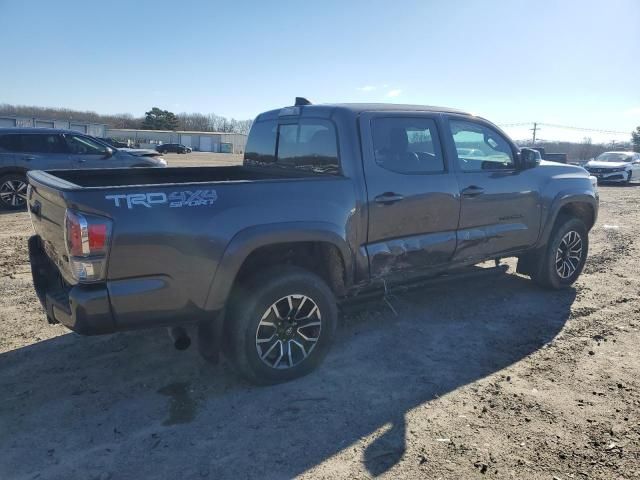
[44,165,291,188]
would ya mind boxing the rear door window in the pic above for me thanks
[371,117,444,174]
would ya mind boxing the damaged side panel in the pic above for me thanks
[367,231,457,278]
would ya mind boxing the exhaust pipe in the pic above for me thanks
[168,326,191,350]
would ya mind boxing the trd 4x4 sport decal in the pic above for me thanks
[105,190,218,209]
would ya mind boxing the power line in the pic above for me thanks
[538,123,629,135]
[497,122,531,127]
[497,121,630,135]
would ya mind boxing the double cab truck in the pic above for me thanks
[27,100,599,384]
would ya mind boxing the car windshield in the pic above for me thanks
[596,152,632,162]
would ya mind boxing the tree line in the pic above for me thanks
[0,104,253,134]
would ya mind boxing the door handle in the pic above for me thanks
[375,192,405,205]
[25,156,35,161]
[77,159,87,163]
[461,185,485,197]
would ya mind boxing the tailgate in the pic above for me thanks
[27,174,76,284]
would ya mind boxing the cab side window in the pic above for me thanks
[372,117,444,174]
[65,135,108,155]
[450,120,514,172]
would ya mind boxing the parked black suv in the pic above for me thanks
[27,101,598,384]
[156,143,192,154]
[0,128,167,209]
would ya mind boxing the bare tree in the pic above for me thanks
[578,137,594,161]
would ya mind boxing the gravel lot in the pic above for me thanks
[0,171,639,479]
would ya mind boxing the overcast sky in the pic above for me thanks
[1,0,638,142]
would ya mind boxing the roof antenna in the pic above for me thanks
[295,97,312,106]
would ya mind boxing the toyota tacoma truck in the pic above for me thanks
[27,99,599,384]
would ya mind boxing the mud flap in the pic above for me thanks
[197,314,224,364]
[517,250,542,277]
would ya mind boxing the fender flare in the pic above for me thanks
[537,190,598,247]
[204,221,354,311]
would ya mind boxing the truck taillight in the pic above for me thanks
[88,224,107,251]
[64,210,112,282]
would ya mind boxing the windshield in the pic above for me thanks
[595,152,632,162]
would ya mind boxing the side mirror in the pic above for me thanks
[519,148,540,170]
[104,147,114,159]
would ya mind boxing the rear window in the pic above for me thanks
[244,120,277,164]
[244,119,340,175]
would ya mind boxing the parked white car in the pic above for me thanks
[584,151,640,184]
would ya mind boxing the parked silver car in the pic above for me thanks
[583,151,640,184]
[0,128,167,209]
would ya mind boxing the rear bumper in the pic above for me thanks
[29,235,115,334]
[29,235,217,335]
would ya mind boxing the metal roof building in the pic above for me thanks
[0,116,107,137]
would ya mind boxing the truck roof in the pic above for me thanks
[255,102,473,122]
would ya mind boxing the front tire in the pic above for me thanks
[0,174,28,210]
[531,215,588,289]
[226,266,337,385]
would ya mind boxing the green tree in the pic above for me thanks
[141,107,179,130]
[632,126,640,153]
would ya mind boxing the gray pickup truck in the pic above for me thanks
[0,128,166,209]
[27,100,598,384]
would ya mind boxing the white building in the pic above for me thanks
[0,115,106,137]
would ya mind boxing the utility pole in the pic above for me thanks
[530,122,540,145]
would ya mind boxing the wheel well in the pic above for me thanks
[235,242,347,296]
[557,202,595,230]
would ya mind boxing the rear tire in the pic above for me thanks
[226,266,337,385]
[0,174,28,210]
[530,215,588,289]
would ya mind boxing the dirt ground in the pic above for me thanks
[0,172,639,479]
